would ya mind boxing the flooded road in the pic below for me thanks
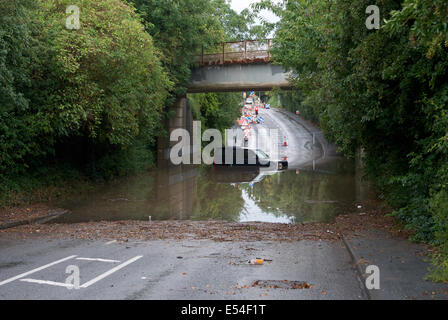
[51,108,376,224]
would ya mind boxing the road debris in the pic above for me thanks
[252,280,313,290]
[249,258,264,265]
[0,204,411,242]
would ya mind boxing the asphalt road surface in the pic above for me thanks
[0,238,365,300]
[246,108,321,168]
[1,108,447,300]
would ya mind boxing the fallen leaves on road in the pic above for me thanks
[0,206,411,242]
[0,204,65,225]
[356,259,370,265]
[252,280,313,290]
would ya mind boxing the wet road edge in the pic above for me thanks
[276,108,330,159]
[342,235,372,300]
[0,210,68,231]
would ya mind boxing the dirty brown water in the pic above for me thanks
[50,155,376,224]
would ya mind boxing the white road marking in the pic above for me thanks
[76,257,120,263]
[105,240,117,245]
[80,255,143,288]
[0,255,77,286]
[20,278,74,288]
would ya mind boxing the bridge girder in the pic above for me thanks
[187,63,294,93]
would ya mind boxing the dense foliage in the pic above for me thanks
[189,92,242,135]
[259,0,448,279]
[129,0,263,139]
[129,0,225,100]
[2,0,447,280]
[0,0,36,178]
[1,0,171,204]
[129,0,260,138]
[0,0,261,205]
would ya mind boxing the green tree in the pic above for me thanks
[35,0,171,147]
[192,168,244,221]
[213,0,270,41]
[0,0,37,177]
[263,0,448,278]
[1,0,172,204]
[130,0,225,99]
[188,92,242,135]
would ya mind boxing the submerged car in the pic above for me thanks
[213,147,288,171]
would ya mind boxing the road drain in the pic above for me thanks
[252,280,313,289]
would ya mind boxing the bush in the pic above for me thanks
[0,0,37,176]
[268,0,448,277]
[0,0,172,206]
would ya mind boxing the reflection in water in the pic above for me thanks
[242,157,368,223]
[240,190,294,223]
[51,156,375,224]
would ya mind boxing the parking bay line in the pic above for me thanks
[20,279,74,288]
[76,257,120,263]
[0,255,77,287]
[80,255,143,288]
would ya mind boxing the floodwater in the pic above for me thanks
[50,108,377,224]
[50,156,375,224]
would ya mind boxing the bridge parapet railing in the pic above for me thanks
[196,39,272,66]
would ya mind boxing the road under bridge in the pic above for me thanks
[159,39,293,164]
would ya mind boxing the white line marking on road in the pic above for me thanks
[80,255,143,288]
[76,258,120,263]
[0,255,77,286]
[20,278,74,288]
[105,240,117,245]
